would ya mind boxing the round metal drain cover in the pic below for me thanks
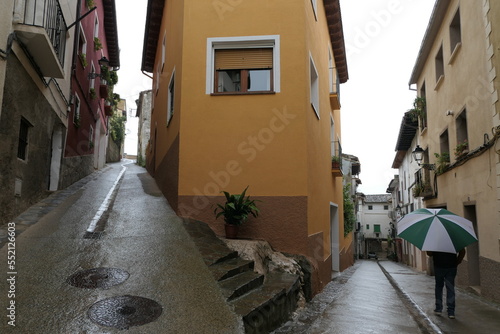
[88,295,162,330]
[67,267,129,289]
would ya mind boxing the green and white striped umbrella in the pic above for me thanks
[397,208,478,253]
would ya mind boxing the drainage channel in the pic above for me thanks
[84,164,127,239]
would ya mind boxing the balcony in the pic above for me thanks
[331,140,343,177]
[13,0,67,78]
[329,70,341,110]
[412,169,435,199]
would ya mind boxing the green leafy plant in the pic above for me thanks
[408,97,427,125]
[109,114,126,144]
[214,186,260,225]
[89,88,97,100]
[94,37,102,51]
[454,139,468,157]
[79,53,87,67]
[434,152,450,175]
[343,184,355,236]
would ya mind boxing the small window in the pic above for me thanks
[384,205,389,210]
[368,205,373,210]
[161,33,166,72]
[94,14,99,39]
[374,225,381,233]
[18,118,32,160]
[74,94,81,124]
[79,25,87,56]
[167,70,175,125]
[310,55,319,118]
[366,224,370,230]
[207,35,280,94]
[89,125,94,149]
[435,45,444,83]
[455,110,468,157]
[311,0,318,20]
[440,129,450,162]
[450,9,461,53]
[90,63,96,89]
[214,48,273,93]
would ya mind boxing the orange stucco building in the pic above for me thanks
[141,0,350,293]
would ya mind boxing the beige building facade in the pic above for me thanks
[407,0,500,303]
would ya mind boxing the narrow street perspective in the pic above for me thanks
[3,161,500,333]
[1,162,242,333]
[2,0,500,333]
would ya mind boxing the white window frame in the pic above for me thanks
[90,63,96,90]
[89,125,94,147]
[79,23,87,55]
[310,54,320,119]
[311,0,318,20]
[74,93,81,123]
[94,13,99,39]
[167,69,175,125]
[206,35,280,94]
[162,32,166,72]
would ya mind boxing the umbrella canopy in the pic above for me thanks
[397,208,478,253]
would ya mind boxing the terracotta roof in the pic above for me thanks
[141,0,348,82]
[102,0,120,68]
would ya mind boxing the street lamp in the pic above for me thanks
[412,145,435,170]
[88,56,110,79]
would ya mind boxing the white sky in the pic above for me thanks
[115,0,436,194]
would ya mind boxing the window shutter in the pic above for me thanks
[215,48,273,70]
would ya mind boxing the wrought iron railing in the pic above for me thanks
[332,140,343,171]
[21,0,67,67]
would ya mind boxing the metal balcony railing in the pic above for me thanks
[21,0,67,67]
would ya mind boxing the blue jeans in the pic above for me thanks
[434,267,457,315]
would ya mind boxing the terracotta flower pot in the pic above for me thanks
[224,224,239,239]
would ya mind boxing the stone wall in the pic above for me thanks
[0,55,62,225]
[60,155,95,189]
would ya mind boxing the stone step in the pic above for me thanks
[210,257,255,281]
[182,218,239,266]
[218,270,265,301]
[230,272,301,334]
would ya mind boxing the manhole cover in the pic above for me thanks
[67,267,129,289]
[88,295,162,330]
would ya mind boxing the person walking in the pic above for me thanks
[426,249,466,319]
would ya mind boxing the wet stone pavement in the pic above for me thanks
[2,162,500,333]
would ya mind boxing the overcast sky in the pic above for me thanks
[115,0,436,195]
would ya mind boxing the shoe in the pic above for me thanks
[448,314,455,319]
[434,310,442,316]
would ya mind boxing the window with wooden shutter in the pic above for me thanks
[214,48,273,94]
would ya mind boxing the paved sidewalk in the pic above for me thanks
[379,260,500,334]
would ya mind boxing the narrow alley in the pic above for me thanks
[2,162,500,333]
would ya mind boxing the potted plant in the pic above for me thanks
[332,155,341,169]
[89,88,97,100]
[454,139,468,158]
[434,152,450,175]
[408,96,427,128]
[94,37,102,51]
[213,186,260,239]
[79,53,87,68]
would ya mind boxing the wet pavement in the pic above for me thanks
[273,259,500,334]
[0,161,243,333]
[2,161,500,333]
